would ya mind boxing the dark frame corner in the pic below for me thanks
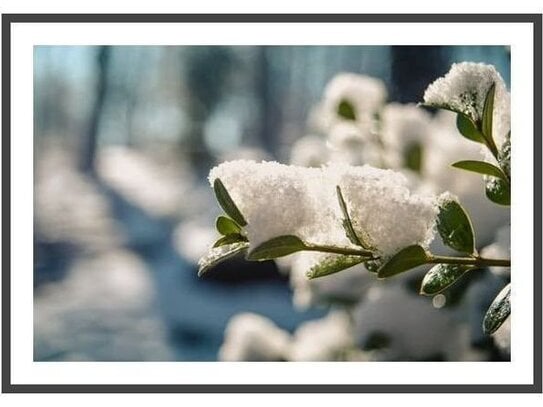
[1,13,541,394]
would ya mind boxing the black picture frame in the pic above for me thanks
[2,13,541,393]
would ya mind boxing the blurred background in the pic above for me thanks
[34,46,511,362]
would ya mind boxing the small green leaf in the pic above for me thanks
[456,113,486,144]
[337,99,356,121]
[483,283,511,335]
[247,235,307,261]
[212,233,247,248]
[213,178,247,227]
[336,186,373,249]
[306,255,366,280]
[485,176,511,206]
[451,160,507,181]
[420,264,475,296]
[215,215,242,236]
[198,242,249,277]
[436,197,476,255]
[377,245,430,279]
[404,142,423,173]
[482,83,496,141]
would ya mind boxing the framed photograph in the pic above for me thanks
[2,13,541,393]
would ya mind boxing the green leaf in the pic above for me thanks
[436,197,476,255]
[483,283,511,335]
[215,215,242,236]
[336,186,373,250]
[451,160,507,181]
[482,83,496,141]
[377,245,430,279]
[212,233,247,248]
[420,264,476,296]
[306,254,366,280]
[246,235,307,261]
[198,242,249,277]
[485,176,511,206]
[404,142,423,173]
[498,131,511,179]
[337,99,356,121]
[213,178,247,227]
[456,113,486,144]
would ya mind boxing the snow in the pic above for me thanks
[209,160,440,256]
[352,284,472,361]
[289,135,330,167]
[326,122,381,166]
[288,310,354,361]
[309,72,387,134]
[34,249,174,361]
[423,62,510,150]
[329,163,439,257]
[97,146,197,219]
[35,145,124,250]
[173,221,217,264]
[380,103,433,169]
[209,160,323,247]
[219,313,291,361]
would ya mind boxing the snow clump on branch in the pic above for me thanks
[423,62,510,150]
[209,160,440,258]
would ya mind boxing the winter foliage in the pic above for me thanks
[200,62,512,361]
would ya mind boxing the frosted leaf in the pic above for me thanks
[219,313,291,361]
[289,252,373,309]
[424,111,510,243]
[423,62,510,149]
[328,163,439,257]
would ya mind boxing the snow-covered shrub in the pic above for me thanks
[199,62,511,361]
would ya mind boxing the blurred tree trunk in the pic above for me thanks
[79,46,110,174]
[181,47,233,176]
[390,46,450,103]
[256,46,279,155]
